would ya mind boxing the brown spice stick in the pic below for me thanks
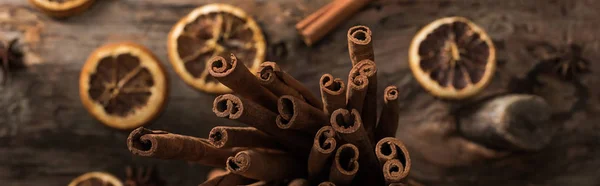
[320,74,347,116]
[330,109,383,185]
[206,168,227,180]
[375,86,400,141]
[226,149,306,181]
[353,59,378,139]
[318,182,336,186]
[296,2,334,30]
[208,54,278,112]
[383,159,407,184]
[346,74,368,112]
[209,126,283,150]
[260,62,323,109]
[213,94,313,153]
[127,127,240,168]
[276,95,328,134]
[347,25,374,66]
[328,143,359,186]
[375,137,411,179]
[257,62,304,99]
[296,0,370,46]
[288,178,310,186]
[199,171,255,186]
[308,126,338,181]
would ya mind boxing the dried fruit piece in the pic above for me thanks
[68,172,123,186]
[79,42,168,130]
[28,0,95,18]
[167,4,266,93]
[409,17,496,99]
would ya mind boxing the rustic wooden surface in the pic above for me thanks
[1,0,600,185]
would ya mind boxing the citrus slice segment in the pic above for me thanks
[409,17,496,99]
[28,0,94,18]
[80,42,168,130]
[167,4,266,94]
[68,172,123,186]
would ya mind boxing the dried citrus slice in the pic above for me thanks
[409,17,496,99]
[28,0,94,18]
[167,4,266,94]
[68,172,123,186]
[80,42,168,130]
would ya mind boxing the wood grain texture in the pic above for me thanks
[1,0,600,185]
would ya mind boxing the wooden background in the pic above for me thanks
[1,0,600,185]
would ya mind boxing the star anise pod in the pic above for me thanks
[124,165,166,186]
[528,42,590,81]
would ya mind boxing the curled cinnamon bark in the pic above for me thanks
[330,109,383,185]
[127,127,240,168]
[288,178,310,186]
[375,137,411,179]
[353,60,378,139]
[318,182,336,186]
[346,74,368,112]
[226,149,306,181]
[328,143,359,186]
[208,126,282,150]
[213,94,312,153]
[208,54,278,112]
[257,62,323,109]
[308,126,337,181]
[199,171,254,186]
[347,25,374,66]
[276,95,328,134]
[320,74,346,116]
[375,86,400,141]
[383,159,406,184]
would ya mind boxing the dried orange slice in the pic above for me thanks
[68,172,123,186]
[409,17,496,99]
[28,0,94,18]
[167,4,266,94]
[80,42,168,130]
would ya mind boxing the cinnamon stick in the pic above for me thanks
[375,137,411,179]
[199,171,255,186]
[330,108,383,185]
[257,62,303,99]
[375,86,400,141]
[353,59,378,139]
[127,127,240,168]
[347,25,374,66]
[346,74,368,112]
[226,149,306,181]
[258,62,323,109]
[318,182,336,186]
[208,54,278,112]
[308,126,337,181]
[320,74,346,116]
[383,159,407,184]
[206,168,227,180]
[209,126,283,150]
[276,95,328,134]
[288,178,310,186]
[213,94,313,153]
[328,143,359,186]
[296,0,370,46]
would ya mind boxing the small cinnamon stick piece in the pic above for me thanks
[257,62,304,99]
[308,126,337,181]
[346,74,368,112]
[288,178,310,186]
[375,86,400,141]
[209,126,283,150]
[383,159,406,184]
[330,108,383,185]
[296,0,370,46]
[328,143,359,186]
[320,74,346,116]
[375,137,411,178]
[347,25,374,66]
[353,60,378,139]
[226,149,306,181]
[213,94,313,153]
[318,182,336,186]
[208,54,278,112]
[199,171,255,186]
[127,127,240,168]
[260,62,323,109]
[277,95,328,134]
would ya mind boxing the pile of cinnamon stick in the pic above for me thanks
[127,26,410,186]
